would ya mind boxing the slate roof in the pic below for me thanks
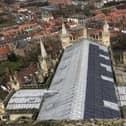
[6,89,47,110]
[37,39,120,120]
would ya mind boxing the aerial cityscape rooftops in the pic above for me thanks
[0,0,125,124]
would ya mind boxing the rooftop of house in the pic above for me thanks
[94,9,126,23]
[0,23,38,37]
[0,45,10,56]
[110,31,120,38]
[16,64,37,84]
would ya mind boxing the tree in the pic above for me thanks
[83,6,91,17]
[8,53,17,62]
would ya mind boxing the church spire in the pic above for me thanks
[61,22,68,36]
[9,73,20,90]
[103,18,109,33]
[83,22,87,39]
[102,18,110,47]
[38,38,48,76]
[40,38,47,59]
[60,19,71,49]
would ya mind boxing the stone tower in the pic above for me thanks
[102,19,110,47]
[9,74,20,90]
[36,63,44,84]
[0,100,5,114]
[39,38,48,77]
[60,21,71,49]
[83,23,87,39]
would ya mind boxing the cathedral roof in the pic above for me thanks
[37,39,120,120]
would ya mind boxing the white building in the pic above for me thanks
[117,87,126,107]
[6,89,55,121]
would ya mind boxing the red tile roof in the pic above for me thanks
[93,9,126,23]
[16,64,37,84]
[0,45,10,56]
[0,23,38,37]
[19,23,38,31]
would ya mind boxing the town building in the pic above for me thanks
[0,100,8,121]
[6,89,53,121]
[117,86,126,107]
[114,67,126,86]
[0,45,10,61]
[0,23,39,40]
[40,5,57,21]
[8,64,38,90]
[66,15,86,25]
